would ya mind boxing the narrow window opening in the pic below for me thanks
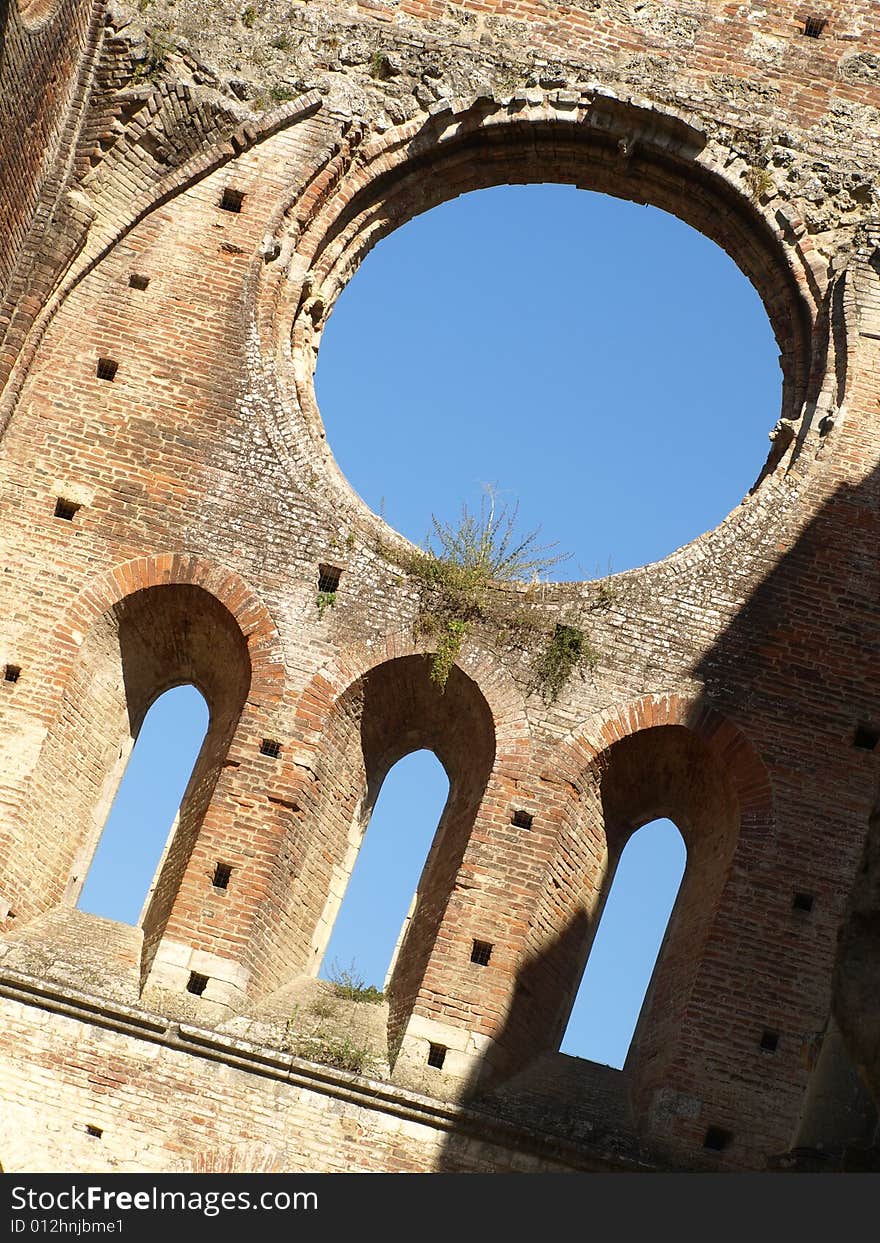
[85,1124,103,1139]
[792,891,814,914]
[186,971,208,996]
[4,665,21,683]
[212,862,232,890]
[703,1126,733,1152]
[260,738,282,758]
[319,750,449,992]
[560,818,686,1069]
[54,498,80,521]
[853,723,879,752]
[760,1029,779,1052]
[318,564,342,594]
[128,273,150,291]
[470,939,493,966]
[219,188,245,213]
[76,685,209,925]
[512,809,533,830]
[95,357,118,382]
[427,1043,447,1069]
[803,16,827,38]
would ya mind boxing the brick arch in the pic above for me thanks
[13,0,64,30]
[4,556,285,984]
[558,691,774,833]
[255,93,820,554]
[489,691,774,1122]
[253,643,515,1050]
[295,624,528,757]
[63,553,285,708]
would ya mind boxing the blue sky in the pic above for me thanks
[79,183,779,1068]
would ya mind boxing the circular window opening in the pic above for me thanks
[315,185,782,576]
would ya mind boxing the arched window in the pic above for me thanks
[561,818,687,1069]
[76,685,209,926]
[319,749,450,992]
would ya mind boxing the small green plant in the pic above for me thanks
[328,960,385,1004]
[133,29,175,82]
[270,33,294,51]
[316,1033,375,1075]
[534,623,597,703]
[370,50,395,81]
[316,589,337,615]
[269,84,297,102]
[395,487,567,690]
[595,581,618,609]
[743,165,774,203]
[241,5,258,28]
[309,995,334,1021]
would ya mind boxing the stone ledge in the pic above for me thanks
[0,967,657,1172]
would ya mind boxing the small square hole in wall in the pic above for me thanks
[186,971,208,996]
[792,891,814,914]
[85,1124,103,1139]
[703,1126,733,1152]
[512,809,533,830]
[803,16,827,38]
[471,939,492,966]
[760,1029,779,1053]
[853,723,880,752]
[54,497,80,521]
[4,665,21,683]
[318,564,342,594]
[212,862,232,890]
[95,357,118,382]
[260,738,282,758]
[219,187,245,213]
[128,272,150,291]
[427,1043,447,1069]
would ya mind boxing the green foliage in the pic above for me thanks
[270,33,294,51]
[328,960,385,1004]
[315,1034,375,1075]
[743,165,774,203]
[241,5,258,28]
[133,28,175,82]
[535,623,597,703]
[269,83,297,102]
[370,50,395,81]
[423,489,566,586]
[316,589,337,615]
[397,487,567,690]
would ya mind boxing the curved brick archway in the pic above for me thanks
[249,650,505,1045]
[13,0,64,29]
[558,691,774,833]
[482,693,775,1133]
[1,556,286,986]
[64,552,286,708]
[295,624,529,756]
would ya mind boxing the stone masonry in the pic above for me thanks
[0,0,878,1173]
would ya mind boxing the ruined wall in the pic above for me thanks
[0,0,878,1172]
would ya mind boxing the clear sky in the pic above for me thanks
[79,183,780,1069]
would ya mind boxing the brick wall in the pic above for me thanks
[0,0,878,1172]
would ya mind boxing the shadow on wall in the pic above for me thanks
[431,443,879,1169]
